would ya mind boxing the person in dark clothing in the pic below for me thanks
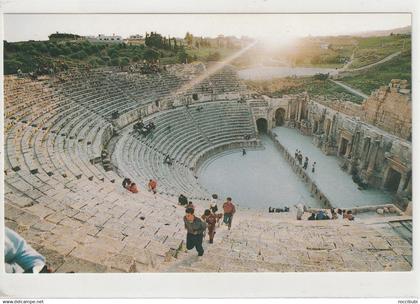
[312,162,316,173]
[303,157,309,170]
[122,177,131,189]
[242,148,246,156]
[184,208,206,256]
[308,213,316,220]
[178,194,188,206]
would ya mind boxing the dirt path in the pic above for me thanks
[329,79,369,99]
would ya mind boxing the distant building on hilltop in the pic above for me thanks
[86,34,123,44]
[124,34,145,45]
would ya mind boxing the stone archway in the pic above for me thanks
[384,167,402,193]
[256,118,268,133]
[274,108,286,126]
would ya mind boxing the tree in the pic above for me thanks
[144,49,160,61]
[110,57,120,66]
[177,48,188,63]
[120,57,130,66]
[184,32,193,47]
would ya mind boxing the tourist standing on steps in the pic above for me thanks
[242,148,246,156]
[210,194,219,214]
[222,197,236,230]
[295,203,305,220]
[202,209,217,244]
[184,207,206,256]
[303,157,309,170]
[312,161,316,173]
[148,179,157,194]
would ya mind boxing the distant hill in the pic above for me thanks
[352,26,411,37]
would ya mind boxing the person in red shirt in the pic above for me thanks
[222,197,236,230]
[202,209,217,244]
[148,179,157,194]
[128,182,139,193]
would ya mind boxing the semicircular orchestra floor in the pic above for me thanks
[198,130,392,210]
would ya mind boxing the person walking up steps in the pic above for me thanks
[184,207,206,256]
[222,197,236,230]
[202,209,217,244]
[312,161,316,173]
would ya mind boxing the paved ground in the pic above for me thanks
[272,127,392,208]
[198,136,320,210]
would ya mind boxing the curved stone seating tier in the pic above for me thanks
[4,65,253,272]
[112,101,258,200]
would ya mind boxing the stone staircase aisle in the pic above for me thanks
[163,208,412,272]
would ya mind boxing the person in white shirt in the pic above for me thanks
[295,203,305,220]
[5,227,47,273]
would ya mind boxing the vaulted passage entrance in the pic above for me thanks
[275,108,286,126]
[385,168,402,193]
[256,118,268,133]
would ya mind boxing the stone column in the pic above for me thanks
[345,140,352,158]
[297,100,302,121]
[397,173,407,195]
[367,140,380,174]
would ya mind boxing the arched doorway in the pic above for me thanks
[384,168,402,193]
[256,118,268,133]
[275,108,286,126]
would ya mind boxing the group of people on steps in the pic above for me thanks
[182,193,236,256]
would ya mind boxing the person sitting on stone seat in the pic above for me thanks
[128,182,139,193]
[122,177,131,189]
[308,213,316,220]
[148,179,157,194]
[178,194,188,206]
[331,208,338,220]
[164,155,173,165]
[315,210,330,220]
[343,210,354,221]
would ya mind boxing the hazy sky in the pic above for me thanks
[4,13,411,42]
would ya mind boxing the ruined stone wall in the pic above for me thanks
[361,80,411,141]
[306,100,411,201]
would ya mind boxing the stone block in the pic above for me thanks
[105,253,136,272]
[56,256,108,273]
[58,217,83,229]
[14,211,41,228]
[45,212,68,224]
[31,220,56,232]
[5,203,24,221]
[70,244,110,265]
